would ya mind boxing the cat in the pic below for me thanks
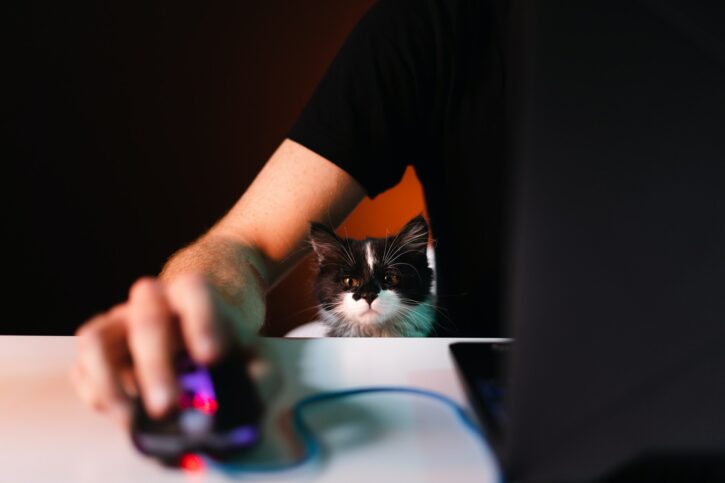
[306,214,436,337]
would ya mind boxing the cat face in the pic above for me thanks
[309,215,434,336]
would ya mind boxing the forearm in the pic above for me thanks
[159,234,272,332]
[159,139,366,332]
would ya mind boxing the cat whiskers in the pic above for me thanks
[381,228,390,270]
[282,301,338,320]
[382,228,406,266]
[386,247,427,266]
[309,238,356,267]
[383,232,430,267]
[340,230,357,268]
[391,304,434,336]
[397,297,455,332]
[380,228,394,264]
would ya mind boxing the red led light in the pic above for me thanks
[192,394,218,414]
[180,453,204,472]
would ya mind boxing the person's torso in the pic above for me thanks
[414,0,510,337]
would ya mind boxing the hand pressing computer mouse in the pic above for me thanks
[131,349,264,467]
[71,272,274,460]
[71,141,361,463]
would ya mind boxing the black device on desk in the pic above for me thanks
[452,0,725,481]
[131,350,263,467]
[449,342,511,458]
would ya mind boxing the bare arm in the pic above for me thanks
[72,139,366,423]
[164,138,365,287]
[159,138,366,330]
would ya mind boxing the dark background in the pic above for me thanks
[6,0,426,335]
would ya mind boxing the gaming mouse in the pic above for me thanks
[131,348,263,467]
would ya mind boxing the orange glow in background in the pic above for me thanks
[338,166,428,238]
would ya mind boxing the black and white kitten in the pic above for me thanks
[308,215,435,337]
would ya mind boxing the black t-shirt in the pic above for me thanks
[289,0,508,337]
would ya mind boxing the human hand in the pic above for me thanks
[71,272,268,426]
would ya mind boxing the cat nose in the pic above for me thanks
[356,291,378,305]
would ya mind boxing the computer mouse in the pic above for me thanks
[131,348,264,467]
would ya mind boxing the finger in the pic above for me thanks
[119,366,139,398]
[127,277,179,418]
[70,362,99,410]
[71,363,131,428]
[166,273,226,365]
[166,275,275,404]
[73,310,132,424]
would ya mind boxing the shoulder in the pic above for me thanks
[350,0,491,95]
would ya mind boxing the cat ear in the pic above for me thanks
[309,222,344,263]
[395,214,430,254]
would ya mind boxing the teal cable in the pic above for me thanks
[205,386,484,476]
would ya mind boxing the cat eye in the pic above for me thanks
[341,276,360,289]
[383,273,400,286]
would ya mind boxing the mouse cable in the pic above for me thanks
[204,386,484,476]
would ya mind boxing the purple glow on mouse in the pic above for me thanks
[179,367,216,398]
[226,425,260,446]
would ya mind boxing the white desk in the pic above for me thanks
[0,336,502,482]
